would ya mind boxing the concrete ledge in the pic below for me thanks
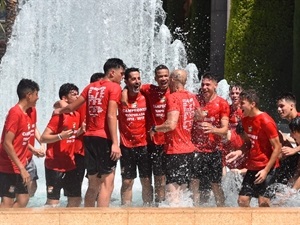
[1,207,300,225]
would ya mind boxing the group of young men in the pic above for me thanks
[1,57,300,208]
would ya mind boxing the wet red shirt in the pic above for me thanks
[45,112,80,172]
[164,90,200,155]
[242,112,279,170]
[192,95,230,153]
[118,92,147,148]
[81,80,121,139]
[0,105,33,173]
[140,84,170,145]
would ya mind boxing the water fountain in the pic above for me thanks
[0,0,201,208]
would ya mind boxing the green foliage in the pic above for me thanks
[225,0,294,115]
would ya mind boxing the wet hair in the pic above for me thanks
[201,71,218,83]
[229,83,243,92]
[17,78,40,100]
[59,83,79,100]
[239,89,260,106]
[289,116,300,133]
[154,64,169,76]
[90,72,105,83]
[124,67,140,80]
[103,58,126,74]
[276,92,297,104]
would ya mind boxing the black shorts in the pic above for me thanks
[148,144,165,176]
[75,153,85,183]
[120,145,152,179]
[191,151,223,184]
[0,172,28,198]
[164,153,193,185]
[83,136,117,177]
[239,169,277,199]
[45,167,81,200]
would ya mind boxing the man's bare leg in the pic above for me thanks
[84,174,101,207]
[97,171,115,207]
[140,177,153,205]
[120,178,134,206]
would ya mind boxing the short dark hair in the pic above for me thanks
[59,83,79,99]
[90,72,105,83]
[201,71,218,82]
[239,89,260,106]
[103,58,126,74]
[124,67,139,80]
[289,116,300,133]
[17,78,40,99]
[276,92,297,104]
[229,82,243,92]
[154,64,169,76]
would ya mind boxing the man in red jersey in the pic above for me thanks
[119,68,153,206]
[226,89,281,207]
[122,64,170,204]
[275,92,300,184]
[0,78,39,208]
[54,58,126,207]
[149,69,201,205]
[41,83,83,207]
[190,73,229,207]
[224,84,249,174]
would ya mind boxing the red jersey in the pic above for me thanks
[164,90,200,155]
[81,80,121,139]
[0,104,33,174]
[242,112,279,170]
[229,105,243,129]
[27,107,37,160]
[192,95,230,153]
[140,84,170,145]
[118,92,147,148]
[74,103,86,156]
[45,112,80,172]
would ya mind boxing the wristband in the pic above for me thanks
[57,133,62,140]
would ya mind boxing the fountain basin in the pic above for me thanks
[1,207,300,225]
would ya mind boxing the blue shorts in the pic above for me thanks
[26,158,39,181]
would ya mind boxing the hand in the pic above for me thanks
[20,167,31,186]
[60,129,74,139]
[281,146,298,157]
[53,108,61,115]
[201,122,215,134]
[110,144,122,161]
[225,150,242,164]
[254,169,267,184]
